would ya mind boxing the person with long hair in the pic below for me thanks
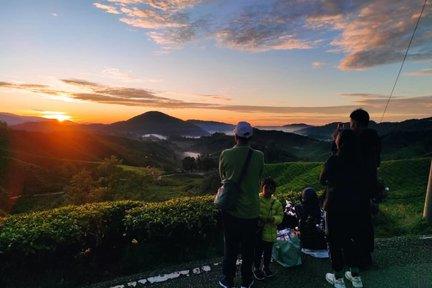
[320,129,364,288]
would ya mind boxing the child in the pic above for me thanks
[253,177,284,280]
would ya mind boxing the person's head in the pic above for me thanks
[335,128,356,155]
[261,177,276,198]
[350,108,370,131]
[233,121,253,144]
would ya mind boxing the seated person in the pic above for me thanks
[295,187,326,250]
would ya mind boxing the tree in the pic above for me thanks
[196,154,217,171]
[64,169,96,205]
[182,157,197,171]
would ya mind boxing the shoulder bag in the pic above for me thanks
[214,148,253,211]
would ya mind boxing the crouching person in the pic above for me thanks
[253,177,284,280]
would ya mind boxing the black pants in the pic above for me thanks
[326,211,361,272]
[254,233,273,270]
[221,212,258,283]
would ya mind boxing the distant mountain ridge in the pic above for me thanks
[107,111,209,137]
[0,112,46,126]
[186,119,235,134]
[2,111,431,141]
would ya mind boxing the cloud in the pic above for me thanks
[52,13,59,17]
[102,67,140,82]
[340,93,396,99]
[93,0,432,70]
[93,3,121,14]
[1,79,430,121]
[312,61,326,69]
[199,94,232,101]
[404,68,432,76]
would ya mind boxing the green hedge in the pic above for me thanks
[124,196,218,242]
[0,200,142,256]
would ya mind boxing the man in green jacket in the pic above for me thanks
[218,121,264,288]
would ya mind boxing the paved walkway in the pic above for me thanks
[86,236,432,288]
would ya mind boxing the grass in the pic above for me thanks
[265,158,432,238]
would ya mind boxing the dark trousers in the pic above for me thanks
[254,232,273,270]
[326,211,361,272]
[222,212,258,283]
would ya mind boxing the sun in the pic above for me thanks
[40,111,72,122]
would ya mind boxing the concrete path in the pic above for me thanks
[86,236,432,288]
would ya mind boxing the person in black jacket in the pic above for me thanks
[350,108,381,268]
[320,129,364,288]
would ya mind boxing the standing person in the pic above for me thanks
[349,108,381,267]
[253,177,283,281]
[218,121,264,288]
[320,129,364,288]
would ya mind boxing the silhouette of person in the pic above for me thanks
[218,121,264,288]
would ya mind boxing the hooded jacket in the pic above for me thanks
[258,194,284,242]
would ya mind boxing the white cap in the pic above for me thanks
[234,121,253,138]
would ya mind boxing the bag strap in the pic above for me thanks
[236,148,253,187]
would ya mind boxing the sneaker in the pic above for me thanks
[240,279,254,288]
[263,267,274,278]
[218,276,234,288]
[253,269,266,280]
[325,273,346,288]
[345,271,364,288]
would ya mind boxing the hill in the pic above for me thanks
[296,117,432,141]
[182,129,330,163]
[10,119,79,132]
[107,111,209,137]
[3,128,176,168]
[0,112,45,126]
[186,119,234,134]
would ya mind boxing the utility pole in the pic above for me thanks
[423,160,432,223]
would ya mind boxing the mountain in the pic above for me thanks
[256,123,311,133]
[2,127,178,170]
[295,122,341,141]
[11,119,80,132]
[295,117,432,141]
[185,128,330,162]
[186,119,235,134]
[107,111,209,137]
[0,112,46,126]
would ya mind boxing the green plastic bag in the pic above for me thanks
[272,234,302,267]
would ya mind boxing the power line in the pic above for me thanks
[380,0,429,123]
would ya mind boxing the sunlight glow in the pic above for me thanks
[40,111,72,122]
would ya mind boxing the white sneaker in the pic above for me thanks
[345,271,364,288]
[326,273,346,288]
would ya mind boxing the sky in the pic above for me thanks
[0,0,431,126]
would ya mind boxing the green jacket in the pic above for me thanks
[259,194,284,242]
[219,144,264,219]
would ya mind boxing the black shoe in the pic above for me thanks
[253,269,266,280]
[263,267,274,278]
[218,276,234,288]
[241,279,254,288]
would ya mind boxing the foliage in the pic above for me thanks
[123,196,218,242]
[264,162,323,193]
[0,201,142,256]
[182,156,197,171]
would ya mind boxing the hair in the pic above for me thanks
[350,108,370,127]
[337,129,357,158]
[261,177,276,189]
[235,134,251,144]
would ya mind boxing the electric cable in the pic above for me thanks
[380,0,429,123]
